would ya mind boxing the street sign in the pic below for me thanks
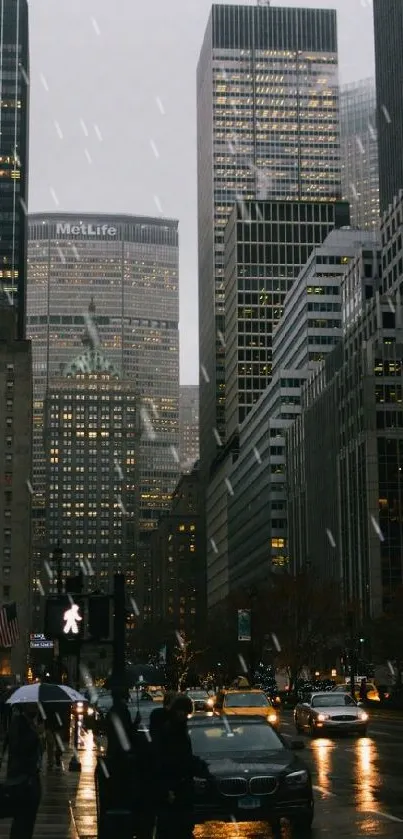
[30,633,53,649]
[238,609,252,642]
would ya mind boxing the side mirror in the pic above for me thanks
[289,739,305,751]
[357,701,364,708]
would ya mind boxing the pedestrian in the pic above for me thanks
[44,710,62,769]
[103,687,156,839]
[149,691,177,742]
[130,715,156,839]
[153,694,211,839]
[0,705,42,839]
[359,678,368,703]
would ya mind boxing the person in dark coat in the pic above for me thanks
[149,691,177,742]
[105,687,133,766]
[44,709,62,769]
[1,706,42,839]
[359,678,368,703]
[153,694,212,839]
[103,687,155,839]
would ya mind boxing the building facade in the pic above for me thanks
[340,79,380,230]
[0,0,30,339]
[27,214,179,626]
[207,228,378,605]
[224,200,350,439]
[286,257,402,620]
[179,386,199,473]
[373,0,403,213]
[0,293,32,677]
[151,466,205,639]
[197,2,341,475]
[44,341,138,595]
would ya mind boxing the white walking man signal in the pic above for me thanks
[63,603,82,634]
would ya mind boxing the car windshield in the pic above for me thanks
[189,722,284,754]
[189,691,208,699]
[224,692,269,708]
[312,694,356,708]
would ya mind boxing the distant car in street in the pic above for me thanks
[187,689,214,713]
[331,682,380,702]
[213,689,279,728]
[294,691,369,737]
[188,715,313,831]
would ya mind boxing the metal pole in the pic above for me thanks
[112,573,126,689]
[54,541,63,595]
[347,609,356,699]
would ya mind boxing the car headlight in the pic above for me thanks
[317,713,330,722]
[268,712,278,723]
[359,712,369,721]
[207,697,214,707]
[286,770,309,787]
[87,707,94,716]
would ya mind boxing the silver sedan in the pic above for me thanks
[294,691,369,737]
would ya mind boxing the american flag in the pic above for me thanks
[0,603,20,647]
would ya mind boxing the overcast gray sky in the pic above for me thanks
[29,0,375,384]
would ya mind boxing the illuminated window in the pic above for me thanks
[178,524,185,532]
[271,538,285,549]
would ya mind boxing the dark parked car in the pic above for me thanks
[189,716,314,831]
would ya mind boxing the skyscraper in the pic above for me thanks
[373,0,403,212]
[340,79,380,230]
[197,3,341,474]
[44,333,138,594]
[0,291,32,677]
[27,214,179,627]
[0,0,30,339]
[179,385,199,472]
[224,199,350,439]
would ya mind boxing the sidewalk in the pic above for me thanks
[0,733,98,839]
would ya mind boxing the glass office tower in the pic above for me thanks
[197,3,341,474]
[340,79,380,230]
[373,0,403,212]
[27,214,179,626]
[0,0,30,338]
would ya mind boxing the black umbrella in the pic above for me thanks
[6,683,86,705]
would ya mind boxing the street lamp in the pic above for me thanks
[53,540,63,595]
[52,541,63,682]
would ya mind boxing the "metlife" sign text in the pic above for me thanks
[56,222,117,237]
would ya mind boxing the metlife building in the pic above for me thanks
[27,213,180,625]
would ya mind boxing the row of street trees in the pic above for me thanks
[132,573,403,689]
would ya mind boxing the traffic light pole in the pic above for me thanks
[112,574,126,690]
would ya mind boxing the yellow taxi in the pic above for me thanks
[332,682,380,702]
[213,689,279,728]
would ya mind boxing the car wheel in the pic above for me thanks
[294,809,314,834]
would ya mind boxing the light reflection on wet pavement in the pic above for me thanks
[2,712,400,838]
[78,713,403,838]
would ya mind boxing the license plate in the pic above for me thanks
[238,796,261,810]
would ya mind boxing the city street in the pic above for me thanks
[1,712,402,838]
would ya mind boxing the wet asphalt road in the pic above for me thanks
[13,709,400,838]
[74,711,403,838]
[194,710,403,839]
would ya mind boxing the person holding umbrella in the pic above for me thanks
[0,705,43,839]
